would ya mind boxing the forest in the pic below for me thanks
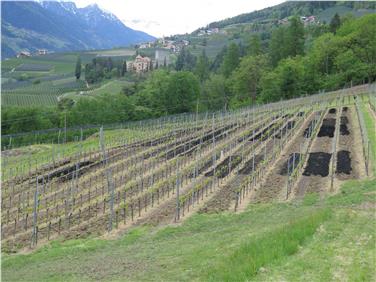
[2,13,375,136]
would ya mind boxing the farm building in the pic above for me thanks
[16,51,31,58]
[37,49,48,55]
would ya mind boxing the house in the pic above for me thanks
[16,51,31,58]
[278,18,289,25]
[300,15,319,26]
[139,42,153,49]
[128,55,152,73]
[37,49,48,55]
[198,30,206,36]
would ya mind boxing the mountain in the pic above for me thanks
[1,1,155,59]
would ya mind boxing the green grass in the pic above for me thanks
[207,209,332,281]
[2,178,375,281]
[62,79,132,101]
[361,101,376,175]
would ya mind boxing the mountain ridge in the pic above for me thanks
[1,1,155,59]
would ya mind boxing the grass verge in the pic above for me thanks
[1,179,375,281]
[206,209,331,281]
[361,101,376,175]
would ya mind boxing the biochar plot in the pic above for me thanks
[340,116,350,135]
[318,118,335,137]
[336,150,352,175]
[303,152,331,177]
[329,108,337,114]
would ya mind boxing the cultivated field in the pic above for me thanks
[1,85,375,253]
[1,49,136,107]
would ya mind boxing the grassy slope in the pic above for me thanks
[2,178,375,282]
[361,102,376,175]
[62,79,132,101]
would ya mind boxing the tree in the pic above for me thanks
[230,55,269,106]
[135,70,171,115]
[165,72,200,113]
[329,13,341,34]
[107,57,113,70]
[260,57,305,102]
[75,56,82,80]
[121,60,127,76]
[221,42,240,77]
[247,34,262,56]
[195,49,210,82]
[210,45,227,72]
[270,27,287,66]
[202,74,229,111]
[286,16,305,57]
[175,48,196,71]
[259,71,282,103]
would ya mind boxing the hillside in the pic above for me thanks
[1,88,375,281]
[1,1,155,59]
[203,1,376,30]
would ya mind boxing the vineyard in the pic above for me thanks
[0,50,126,107]
[1,78,89,106]
[1,84,375,253]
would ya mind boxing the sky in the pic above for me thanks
[74,0,285,37]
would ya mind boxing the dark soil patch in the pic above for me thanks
[298,111,305,117]
[279,153,301,175]
[318,118,335,137]
[166,124,235,159]
[340,124,350,135]
[238,154,264,174]
[237,127,261,142]
[205,155,242,178]
[41,160,94,183]
[303,152,331,177]
[329,108,336,114]
[303,120,315,138]
[249,122,276,142]
[340,116,350,135]
[275,120,296,139]
[336,150,352,174]
[340,116,349,124]
[342,106,348,112]
[188,155,219,178]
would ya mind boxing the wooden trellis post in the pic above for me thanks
[31,176,39,247]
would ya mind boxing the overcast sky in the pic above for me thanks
[74,0,285,37]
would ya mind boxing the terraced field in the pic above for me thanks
[1,84,374,253]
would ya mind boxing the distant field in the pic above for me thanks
[90,48,136,57]
[1,79,88,106]
[15,63,53,72]
[2,56,75,74]
[62,79,131,100]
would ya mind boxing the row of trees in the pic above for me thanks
[83,57,128,84]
